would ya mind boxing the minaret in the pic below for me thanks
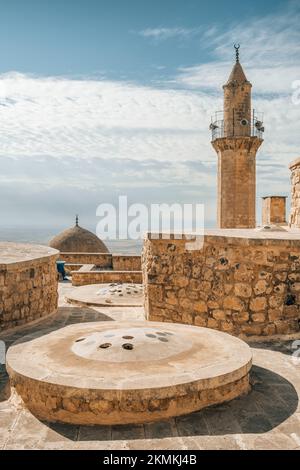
[211,45,264,228]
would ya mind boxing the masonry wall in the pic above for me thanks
[0,251,59,332]
[60,253,141,271]
[142,233,300,339]
[59,253,112,266]
[289,158,300,228]
[112,255,141,271]
[72,267,142,286]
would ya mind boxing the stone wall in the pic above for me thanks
[59,252,112,267]
[112,255,141,271]
[0,243,59,332]
[60,252,141,273]
[289,158,300,228]
[142,231,300,339]
[72,265,142,286]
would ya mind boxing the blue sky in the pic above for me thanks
[0,0,299,233]
[0,0,285,79]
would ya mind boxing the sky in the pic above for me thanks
[0,0,300,234]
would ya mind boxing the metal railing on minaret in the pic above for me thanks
[210,109,264,141]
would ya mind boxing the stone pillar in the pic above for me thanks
[213,137,262,228]
[289,158,300,228]
[262,196,287,225]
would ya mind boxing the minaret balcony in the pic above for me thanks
[210,110,264,141]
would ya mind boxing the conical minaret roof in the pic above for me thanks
[227,61,248,84]
[225,44,250,86]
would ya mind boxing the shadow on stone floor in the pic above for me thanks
[44,365,299,441]
[0,365,11,402]
[249,339,300,357]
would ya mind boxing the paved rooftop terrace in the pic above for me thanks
[0,282,299,450]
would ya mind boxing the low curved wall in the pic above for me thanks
[0,242,59,332]
[142,230,300,339]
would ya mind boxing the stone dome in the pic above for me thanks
[49,217,109,253]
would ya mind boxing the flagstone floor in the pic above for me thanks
[0,281,299,450]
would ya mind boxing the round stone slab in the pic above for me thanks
[7,321,252,425]
[66,283,143,307]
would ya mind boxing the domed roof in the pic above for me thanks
[49,216,109,253]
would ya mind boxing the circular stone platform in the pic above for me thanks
[7,321,252,425]
[66,283,143,307]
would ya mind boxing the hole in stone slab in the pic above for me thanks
[99,343,112,349]
[75,337,85,342]
[156,332,167,336]
[122,335,134,340]
[146,334,156,338]
[285,294,296,306]
[122,343,134,350]
[158,337,169,342]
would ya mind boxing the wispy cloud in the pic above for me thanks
[137,27,200,41]
[0,72,215,162]
[176,2,300,95]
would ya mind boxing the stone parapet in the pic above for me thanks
[142,230,300,339]
[59,252,141,271]
[71,266,142,286]
[0,242,59,332]
[112,255,141,271]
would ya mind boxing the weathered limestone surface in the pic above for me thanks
[0,242,59,332]
[6,321,252,425]
[142,230,300,339]
[289,158,300,228]
[262,196,287,225]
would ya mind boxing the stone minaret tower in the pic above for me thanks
[211,45,264,228]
